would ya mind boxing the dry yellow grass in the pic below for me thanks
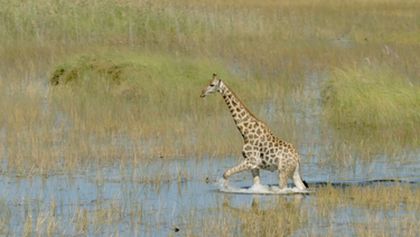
[0,0,418,171]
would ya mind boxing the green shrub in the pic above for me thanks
[323,65,420,129]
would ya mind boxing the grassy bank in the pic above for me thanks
[322,64,420,154]
[324,65,420,128]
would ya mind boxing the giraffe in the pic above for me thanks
[200,73,308,190]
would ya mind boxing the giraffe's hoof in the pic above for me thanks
[219,178,229,188]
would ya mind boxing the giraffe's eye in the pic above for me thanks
[210,84,215,87]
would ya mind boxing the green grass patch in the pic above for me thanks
[48,51,256,117]
[322,65,420,156]
[323,64,420,129]
[49,52,232,98]
[47,50,268,159]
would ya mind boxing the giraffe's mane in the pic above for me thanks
[223,81,260,122]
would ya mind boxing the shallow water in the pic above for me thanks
[0,154,419,236]
[1,72,420,236]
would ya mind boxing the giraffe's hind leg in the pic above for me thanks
[278,172,289,190]
[293,163,307,190]
[279,169,292,189]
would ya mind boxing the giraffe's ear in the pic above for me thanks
[217,79,222,86]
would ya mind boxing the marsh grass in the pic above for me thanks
[183,196,308,237]
[0,200,11,235]
[322,64,420,157]
[0,1,420,235]
[1,0,419,173]
[323,64,420,129]
[0,48,289,174]
[316,184,420,212]
[314,185,420,236]
[182,185,420,237]
[10,184,419,236]
[47,51,276,162]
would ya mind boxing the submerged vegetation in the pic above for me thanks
[0,0,419,235]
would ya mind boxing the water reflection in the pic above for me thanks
[222,195,307,237]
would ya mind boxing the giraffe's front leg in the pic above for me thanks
[223,160,252,186]
[251,168,261,186]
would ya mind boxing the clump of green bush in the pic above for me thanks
[50,56,130,86]
[48,52,236,100]
[323,65,420,129]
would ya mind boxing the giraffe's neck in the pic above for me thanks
[219,83,259,137]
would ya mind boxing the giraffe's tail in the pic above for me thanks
[293,163,308,190]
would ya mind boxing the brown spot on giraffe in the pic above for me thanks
[200,74,308,190]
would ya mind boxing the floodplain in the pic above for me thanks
[0,0,419,236]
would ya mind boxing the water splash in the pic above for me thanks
[217,179,312,195]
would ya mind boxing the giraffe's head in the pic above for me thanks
[200,73,223,98]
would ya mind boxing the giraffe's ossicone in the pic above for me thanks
[201,73,308,190]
